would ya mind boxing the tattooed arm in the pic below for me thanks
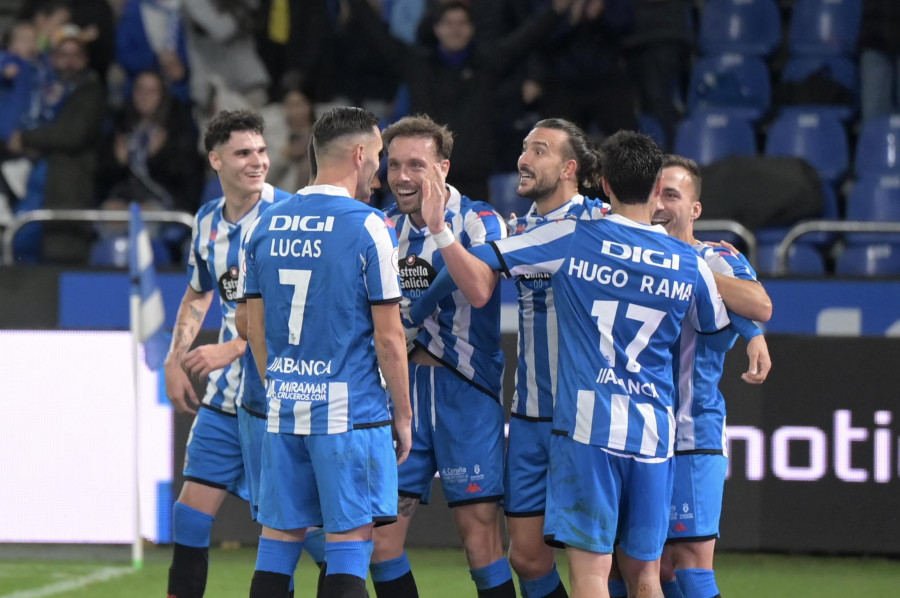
[164,286,214,414]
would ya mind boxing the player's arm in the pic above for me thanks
[714,273,773,323]
[420,164,501,308]
[246,297,267,381]
[372,302,412,465]
[181,331,247,381]
[164,286,213,414]
[234,300,248,341]
[742,333,771,385]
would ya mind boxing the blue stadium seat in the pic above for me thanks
[779,56,858,121]
[488,172,531,220]
[638,113,667,149]
[854,114,900,178]
[687,53,771,121]
[674,112,757,166]
[845,174,900,245]
[89,235,173,268]
[756,242,826,276]
[835,244,900,276]
[698,0,782,57]
[764,111,849,185]
[788,0,862,57]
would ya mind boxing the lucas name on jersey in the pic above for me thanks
[263,213,334,258]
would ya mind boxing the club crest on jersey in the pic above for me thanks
[398,254,437,299]
[218,265,241,302]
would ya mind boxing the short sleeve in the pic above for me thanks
[362,212,402,304]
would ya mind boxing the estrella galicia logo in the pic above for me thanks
[219,265,241,302]
[398,254,437,300]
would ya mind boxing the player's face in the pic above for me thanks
[209,130,269,200]
[355,125,383,203]
[517,127,571,201]
[652,166,701,241]
[387,135,448,216]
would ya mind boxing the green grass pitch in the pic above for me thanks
[2,546,900,597]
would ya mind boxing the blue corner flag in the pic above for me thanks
[129,203,167,370]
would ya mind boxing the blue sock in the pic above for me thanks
[303,528,326,565]
[325,540,374,580]
[519,564,562,598]
[676,568,719,598]
[470,557,513,591]
[608,578,627,598]
[663,578,686,598]
[370,552,412,583]
[172,502,214,548]
[255,536,304,576]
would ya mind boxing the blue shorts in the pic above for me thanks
[237,407,266,520]
[257,426,398,533]
[399,364,505,507]
[544,434,674,561]
[504,417,552,516]
[667,453,727,542]
[183,406,249,502]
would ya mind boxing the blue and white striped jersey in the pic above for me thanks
[509,195,610,419]
[187,183,288,414]
[385,185,507,399]
[673,243,759,454]
[244,185,403,435]
[486,214,730,458]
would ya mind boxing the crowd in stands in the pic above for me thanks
[0,0,896,275]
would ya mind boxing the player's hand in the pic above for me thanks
[742,334,771,384]
[706,240,742,256]
[393,414,413,466]
[421,164,447,234]
[182,343,238,381]
[165,359,200,414]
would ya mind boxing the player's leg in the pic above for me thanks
[505,417,566,598]
[566,547,612,598]
[615,456,675,598]
[316,427,399,598]
[667,454,728,598]
[659,546,685,598]
[370,363,436,598]
[169,408,246,598]
[436,368,512,598]
[250,432,319,598]
[608,557,627,598]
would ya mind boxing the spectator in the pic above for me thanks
[7,25,105,264]
[97,69,203,215]
[346,0,577,202]
[859,0,900,122]
[259,85,314,193]
[115,0,190,105]
[182,0,270,108]
[624,0,694,149]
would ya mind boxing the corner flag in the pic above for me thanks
[129,203,167,370]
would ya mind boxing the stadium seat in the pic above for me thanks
[674,112,758,166]
[788,0,862,57]
[764,111,849,185]
[638,113,667,149]
[756,242,826,276]
[778,56,858,121]
[687,53,771,121]
[835,244,900,276]
[488,172,531,220]
[698,0,782,57]
[89,235,173,268]
[844,174,900,244]
[854,114,900,178]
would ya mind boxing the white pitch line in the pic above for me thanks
[0,566,134,598]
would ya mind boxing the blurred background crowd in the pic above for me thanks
[0,0,895,276]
